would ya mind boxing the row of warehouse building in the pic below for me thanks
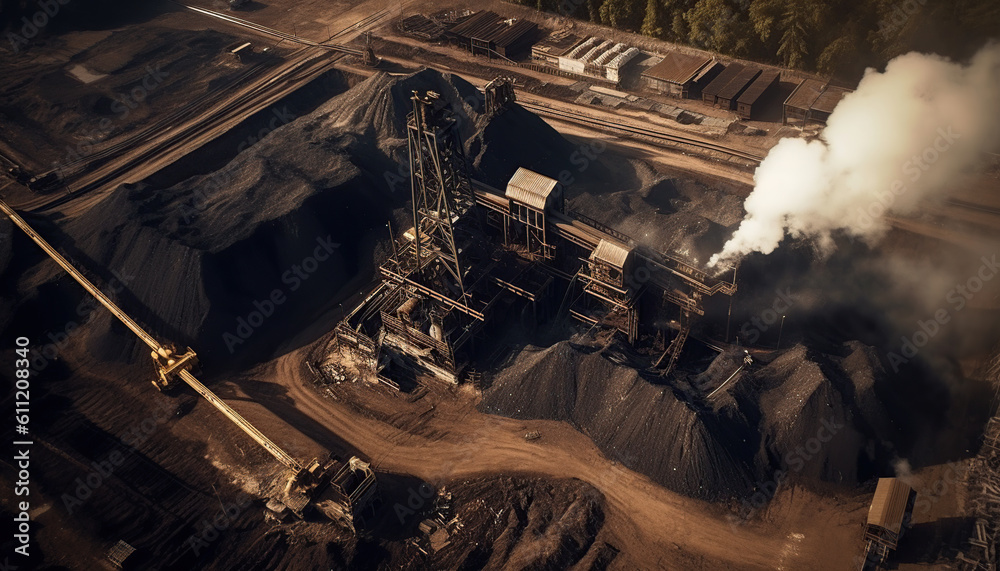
[403,10,851,125]
[639,51,851,122]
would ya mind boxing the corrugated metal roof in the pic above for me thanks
[784,78,826,111]
[581,40,614,63]
[607,47,640,70]
[566,36,598,59]
[702,63,745,98]
[867,478,914,535]
[812,85,852,114]
[506,167,558,210]
[449,10,536,48]
[693,61,723,83]
[590,238,632,269]
[717,66,762,101]
[532,33,583,58]
[737,70,780,105]
[594,43,626,66]
[642,52,713,85]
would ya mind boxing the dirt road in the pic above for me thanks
[247,330,863,569]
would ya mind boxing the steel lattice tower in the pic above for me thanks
[406,91,473,296]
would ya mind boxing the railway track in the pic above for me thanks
[6,7,389,211]
[324,8,391,43]
[518,100,765,164]
[38,61,269,183]
[180,4,378,57]
[947,198,1000,216]
[19,48,339,212]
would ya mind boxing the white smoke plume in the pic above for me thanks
[710,44,1000,267]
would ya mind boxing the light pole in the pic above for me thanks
[776,315,785,349]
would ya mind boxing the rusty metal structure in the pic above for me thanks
[333,89,737,388]
[957,414,1000,570]
[0,199,376,529]
[484,76,516,116]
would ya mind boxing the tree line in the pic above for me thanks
[508,0,999,80]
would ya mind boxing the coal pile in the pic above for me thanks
[482,341,757,499]
[4,68,595,371]
[482,338,911,501]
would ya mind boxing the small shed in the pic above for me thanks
[736,70,780,119]
[782,78,824,124]
[588,239,634,289]
[641,52,714,98]
[506,168,561,215]
[506,168,561,257]
[864,478,917,550]
[716,66,762,110]
[701,63,745,105]
[506,167,562,230]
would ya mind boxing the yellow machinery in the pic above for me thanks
[0,199,375,525]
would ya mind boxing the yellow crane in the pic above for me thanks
[0,199,376,524]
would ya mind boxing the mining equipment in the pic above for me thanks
[859,478,917,570]
[484,77,516,117]
[331,87,737,389]
[0,199,377,529]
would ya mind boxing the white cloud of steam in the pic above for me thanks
[710,44,1000,267]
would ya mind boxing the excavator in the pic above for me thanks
[0,199,376,528]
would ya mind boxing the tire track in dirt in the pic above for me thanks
[266,344,857,570]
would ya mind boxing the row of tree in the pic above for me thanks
[509,0,999,80]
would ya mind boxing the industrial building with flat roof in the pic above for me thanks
[640,52,719,98]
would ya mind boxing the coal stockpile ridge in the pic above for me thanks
[483,339,903,500]
[5,69,590,369]
[740,342,897,484]
[482,341,757,499]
